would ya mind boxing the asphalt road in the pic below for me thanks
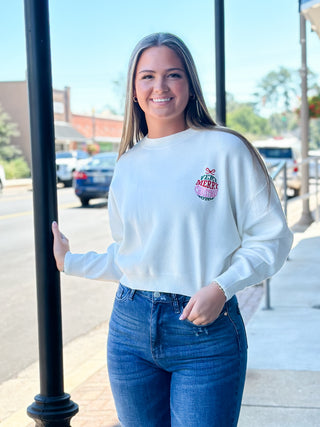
[0,185,118,384]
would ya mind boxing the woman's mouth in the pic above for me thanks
[151,97,172,103]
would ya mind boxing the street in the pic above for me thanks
[0,185,118,384]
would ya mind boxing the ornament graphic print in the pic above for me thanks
[195,167,219,201]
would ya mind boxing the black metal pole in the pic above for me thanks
[215,0,226,126]
[24,0,78,425]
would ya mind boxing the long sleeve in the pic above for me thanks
[63,186,123,281]
[214,180,293,300]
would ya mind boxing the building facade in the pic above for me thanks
[0,81,31,165]
[0,82,123,164]
[72,112,123,152]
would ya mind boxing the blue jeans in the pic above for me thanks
[107,284,247,427]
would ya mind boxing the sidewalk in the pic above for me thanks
[5,178,32,189]
[239,220,320,426]
[1,221,319,426]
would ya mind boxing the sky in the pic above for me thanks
[0,0,319,116]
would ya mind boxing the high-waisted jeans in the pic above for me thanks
[107,284,247,427]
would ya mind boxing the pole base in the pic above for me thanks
[27,393,78,426]
[295,211,314,231]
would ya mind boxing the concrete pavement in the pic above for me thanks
[1,218,320,426]
[239,221,320,426]
[4,178,32,189]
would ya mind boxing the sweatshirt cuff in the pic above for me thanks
[209,281,227,300]
[64,251,73,275]
[214,270,239,301]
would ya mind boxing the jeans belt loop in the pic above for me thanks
[172,294,180,314]
[129,288,136,300]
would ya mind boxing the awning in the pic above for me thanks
[300,0,320,38]
[54,121,87,142]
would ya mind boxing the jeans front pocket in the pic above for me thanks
[115,283,132,302]
[181,296,228,328]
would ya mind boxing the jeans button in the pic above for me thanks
[154,292,160,298]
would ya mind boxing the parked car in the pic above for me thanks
[56,150,90,187]
[0,164,6,192]
[253,138,301,197]
[73,152,118,206]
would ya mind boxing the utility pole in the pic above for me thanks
[215,0,226,126]
[299,13,313,227]
[24,0,78,425]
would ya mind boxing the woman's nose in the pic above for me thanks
[154,77,169,92]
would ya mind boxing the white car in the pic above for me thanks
[0,164,6,192]
[55,150,89,187]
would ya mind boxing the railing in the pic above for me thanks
[262,156,320,310]
[270,156,320,221]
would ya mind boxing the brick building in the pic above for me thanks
[52,87,123,152]
[0,82,123,164]
[0,81,32,165]
[72,112,123,152]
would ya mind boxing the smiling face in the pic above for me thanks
[134,46,190,138]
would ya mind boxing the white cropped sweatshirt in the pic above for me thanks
[64,128,293,300]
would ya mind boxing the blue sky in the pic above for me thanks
[0,0,319,115]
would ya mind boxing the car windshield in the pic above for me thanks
[76,151,89,159]
[56,152,73,159]
[257,147,293,159]
[85,155,117,169]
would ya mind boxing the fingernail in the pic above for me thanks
[179,314,184,320]
[52,221,57,227]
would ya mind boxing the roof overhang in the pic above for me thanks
[300,0,320,38]
[92,136,121,143]
[54,121,88,142]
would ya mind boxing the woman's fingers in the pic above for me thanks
[179,284,226,325]
[52,221,67,241]
[52,220,60,238]
[52,221,69,272]
[179,298,195,321]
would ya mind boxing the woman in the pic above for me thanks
[52,33,293,426]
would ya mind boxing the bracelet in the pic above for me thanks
[210,281,227,299]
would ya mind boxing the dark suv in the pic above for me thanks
[254,138,301,197]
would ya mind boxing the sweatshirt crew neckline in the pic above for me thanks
[140,127,195,149]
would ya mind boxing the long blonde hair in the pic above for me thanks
[118,32,270,190]
[118,32,215,158]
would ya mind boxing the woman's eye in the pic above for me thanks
[141,74,153,80]
[168,73,182,78]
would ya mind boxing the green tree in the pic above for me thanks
[0,104,21,161]
[227,104,272,140]
[225,93,247,113]
[310,118,320,150]
[0,104,30,178]
[254,67,297,113]
[268,111,299,135]
[254,67,320,114]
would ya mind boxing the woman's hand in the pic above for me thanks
[52,221,70,272]
[179,282,227,326]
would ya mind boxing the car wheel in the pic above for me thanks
[286,186,300,199]
[80,197,90,207]
[292,187,300,198]
[64,179,73,188]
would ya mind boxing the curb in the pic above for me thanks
[5,179,32,189]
